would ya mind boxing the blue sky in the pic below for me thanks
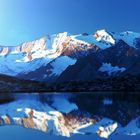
[0,0,140,46]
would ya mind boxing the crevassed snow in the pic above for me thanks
[50,56,76,76]
[99,63,126,76]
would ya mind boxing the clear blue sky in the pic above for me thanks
[0,0,140,46]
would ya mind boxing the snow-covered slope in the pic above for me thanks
[75,29,115,49]
[118,117,140,136]
[99,63,126,76]
[0,29,140,81]
[49,56,76,77]
[94,29,115,44]
[0,32,93,78]
[112,31,140,48]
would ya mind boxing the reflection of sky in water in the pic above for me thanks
[0,126,140,140]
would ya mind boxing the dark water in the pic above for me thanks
[0,92,140,140]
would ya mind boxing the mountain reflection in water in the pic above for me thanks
[0,92,140,139]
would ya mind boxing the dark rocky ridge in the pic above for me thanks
[0,74,48,93]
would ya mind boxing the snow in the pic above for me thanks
[97,122,118,138]
[51,56,76,76]
[0,32,76,77]
[0,35,68,76]
[0,95,78,137]
[74,29,115,49]
[94,29,115,44]
[70,35,90,45]
[118,118,140,136]
[112,31,140,47]
[77,118,118,139]
[77,123,99,134]
[0,94,119,138]
[52,32,68,50]
[99,63,126,76]
[51,96,78,113]
[0,30,139,79]
[0,54,53,76]
[0,94,140,139]
[73,122,94,134]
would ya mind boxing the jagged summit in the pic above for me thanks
[0,29,140,82]
[94,29,115,44]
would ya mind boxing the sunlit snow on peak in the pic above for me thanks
[94,29,116,45]
[112,31,140,47]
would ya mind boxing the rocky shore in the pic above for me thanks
[0,74,140,93]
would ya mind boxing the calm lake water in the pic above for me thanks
[0,92,140,140]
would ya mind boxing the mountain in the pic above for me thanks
[0,29,140,83]
[0,74,50,93]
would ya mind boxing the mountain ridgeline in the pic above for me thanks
[1,29,140,91]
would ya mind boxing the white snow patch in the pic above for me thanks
[77,118,118,139]
[99,63,126,76]
[113,31,140,47]
[97,122,118,138]
[52,96,78,113]
[95,29,115,44]
[51,56,76,76]
[75,30,115,50]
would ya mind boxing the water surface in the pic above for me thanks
[0,92,140,140]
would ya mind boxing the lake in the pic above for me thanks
[0,92,140,140]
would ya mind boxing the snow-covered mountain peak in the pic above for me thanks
[121,31,140,36]
[0,37,47,57]
[74,30,115,50]
[112,31,140,48]
[51,32,69,52]
[50,32,95,58]
[94,29,116,45]
[1,30,140,81]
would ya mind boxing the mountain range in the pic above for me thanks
[1,29,140,84]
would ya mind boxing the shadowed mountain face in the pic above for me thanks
[0,92,140,139]
[0,30,140,83]
[57,40,140,82]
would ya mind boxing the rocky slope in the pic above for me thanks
[0,74,49,93]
